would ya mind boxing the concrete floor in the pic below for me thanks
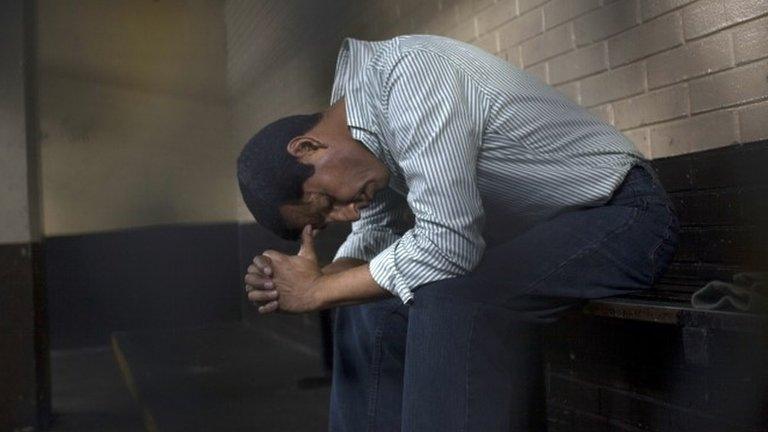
[50,346,145,432]
[49,324,332,432]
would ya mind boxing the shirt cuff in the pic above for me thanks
[368,241,415,304]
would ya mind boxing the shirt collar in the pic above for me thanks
[330,37,388,162]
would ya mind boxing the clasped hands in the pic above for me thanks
[244,224,325,314]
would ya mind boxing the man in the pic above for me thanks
[238,35,679,431]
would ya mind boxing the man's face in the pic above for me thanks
[279,140,389,231]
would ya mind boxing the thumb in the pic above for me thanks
[298,224,317,261]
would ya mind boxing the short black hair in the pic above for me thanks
[237,113,323,240]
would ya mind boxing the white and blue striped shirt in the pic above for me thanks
[330,35,642,304]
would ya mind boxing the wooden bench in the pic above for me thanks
[579,141,768,365]
[541,142,768,431]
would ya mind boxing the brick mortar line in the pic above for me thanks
[627,108,733,133]
[605,40,686,70]
[475,11,519,35]
[637,1,696,24]
[542,6,601,33]
[573,20,643,49]
[471,0,506,15]
[546,61,620,89]
[681,10,768,43]
[581,78,646,109]
[520,44,577,69]
[519,0,555,15]
[685,54,768,82]
[519,17,680,78]
[502,30,543,48]
[690,95,768,118]
[615,112,691,133]
[469,1,688,58]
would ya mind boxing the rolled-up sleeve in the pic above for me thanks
[368,49,488,303]
[334,186,413,262]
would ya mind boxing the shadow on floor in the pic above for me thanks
[50,346,145,432]
[51,323,331,431]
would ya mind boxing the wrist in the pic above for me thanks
[311,274,332,311]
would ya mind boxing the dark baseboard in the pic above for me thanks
[0,241,50,430]
[46,223,243,349]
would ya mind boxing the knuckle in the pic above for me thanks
[244,275,265,286]
[247,292,264,302]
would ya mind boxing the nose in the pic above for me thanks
[331,203,361,222]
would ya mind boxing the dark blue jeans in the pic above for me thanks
[329,162,680,431]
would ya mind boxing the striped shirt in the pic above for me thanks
[330,35,642,304]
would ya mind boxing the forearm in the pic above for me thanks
[315,263,392,309]
[321,257,367,275]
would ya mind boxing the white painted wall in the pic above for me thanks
[37,0,236,235]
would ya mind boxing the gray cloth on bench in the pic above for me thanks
[691,272,768,312]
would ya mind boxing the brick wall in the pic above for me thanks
[377,0,768,159]
[227,0,767,166]
[544,315,767,432]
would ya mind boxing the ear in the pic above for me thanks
[287,136,325,160]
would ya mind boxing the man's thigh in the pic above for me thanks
[413,165,679,317]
